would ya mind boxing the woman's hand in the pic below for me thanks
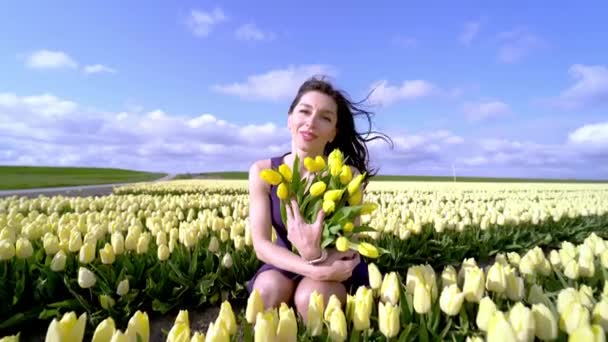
[285,198,325,261]
[311,249,360,282]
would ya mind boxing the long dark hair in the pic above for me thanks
[288,75,393,182]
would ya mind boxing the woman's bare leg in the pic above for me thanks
[251,269,296,309]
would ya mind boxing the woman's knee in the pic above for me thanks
[251,270,295,309]
[294,278,347,316]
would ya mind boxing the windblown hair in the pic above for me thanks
[288,75,393,183]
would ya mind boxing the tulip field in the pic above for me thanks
[1,179,608,341]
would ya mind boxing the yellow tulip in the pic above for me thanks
[44,312,87,342]
[15,237,33,259]
[323,200,335,214]
[486,311,517,342]
[304,156,324,173]
[78,267,96,289]
[507,303,535,342]
[330,163,342,177]
[0,239,15,261]
[439,284,464,316]
[440,265,458,289]
[314,156,326,170]
[190,332,205,342]
[158,244,170,261]
[353,287,372,331]
[347,173,366,196]
[476,297,497,332]
[246,289,265,324]
[568,324,604,342]
[342,222,353,233]
[110,329,129,342]
[357,242,379,259]
[413,283,431,314]
[116,279,129,296]
[462,266,484,303]
[78,242,95,264]
[50,250,67,272]
[216,301,237,336]
[100,243,115,264]
[277,182,289,200]
[327,307,347,342]
[323,189,343,202]
[167,310,190,342]
[259,169,282,185]
[276,303,298,342]
[92,317,116,342]
[99,295,115,310]
[380,272,400,306]
[328,149,344,170]
[43,234,60,255]
[339,165,352,185]
[307,291,324,336]
[560,302,590,334]
[348,189,362,206]
[278,164,292,183]
[593,298,608,331]
[254,311,276,342]
[310,181,327,197]
[111,232,124,255]
[531,303,558,340]
[127,311,149,342]
[378,301,400,338]
[360,203,378,215]
[324,294,343,321]
[336,236,350,252]
[368,263,383,291]
[485,262,507,294]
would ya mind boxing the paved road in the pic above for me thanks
[0,174,176,198]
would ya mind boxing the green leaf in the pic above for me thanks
[329,224,342,234]
[351,225,376,234]
[321,236,334,249]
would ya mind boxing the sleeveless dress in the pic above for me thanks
[246,153,370,294]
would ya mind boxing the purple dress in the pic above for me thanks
[246,153,370,294]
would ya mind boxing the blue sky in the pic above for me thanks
[1,1,607,179]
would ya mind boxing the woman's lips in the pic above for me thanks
[300,131,317,142]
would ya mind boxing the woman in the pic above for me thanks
[246,75,392,319]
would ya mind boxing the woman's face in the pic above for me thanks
[288,90,338,154]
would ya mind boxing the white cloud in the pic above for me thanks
[211,64,336,101]
[235,23,276,41]
[568,121,608,147]
[548,64,608,110]
[84,64,116,75]
[459,20,482,46]
[187,8,227,37]
[24,50,78,70]
[367,80,436,106]
[497,27,544,63]
[462,100,511,122]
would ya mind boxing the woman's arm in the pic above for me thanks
[248,160,320,279]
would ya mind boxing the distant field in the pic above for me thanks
[0,166,166,190]
[175,171,608,183]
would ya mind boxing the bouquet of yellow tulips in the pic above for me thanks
[259,148,383,258]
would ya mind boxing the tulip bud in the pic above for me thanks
[347,173,365,195]
[348,190,362,206]
[368,263,383,291]
[246,289,265,324]
[353,287,372,331]
[51,250,67,272]
[564,259,580,280]
[45,312,87,342]
[485,262,507,294]
[486,311,517,342]
[167,311,190,342]
[43,234,60,255]
[259,169,282,185]
[92,317,116,342]
[277,182,289,200]
[100,243,115,265]
[0,239,15,260]
[441,265,458,289]
[111,232,124,255]
[15,237,33,259]
[111,329,129,342]
[508,302,535,342]
[309,181,327,197]
[78,267,96,289]
[339,165,352,185]
[379,301,400,338]
[413,283,431,314]
[136,234,150,254]
[476,296,497,332]
[579,285,595,310]
[328,307,347,342]
[592,298,608,332]
[278,164,292,183]
[254,311,276,342]
[307,291,324,336]
[117,279,129,296]
[208,236,220,253]
[357,242,379,259]
[559,302,590,334]
[322,200,336,214]
[157,244,170,261]
[216,300,237,336]
[126,311,149,342]
[190,332,204,342]
[380,272,400,306]
[222,253,233,269]
[439,284,464,316]
[463,266,485,303]
[68,231,82,252]
[531,303,558,341]
[276,303,297,342]
[304,157,320,173]
[336,236,350,252]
